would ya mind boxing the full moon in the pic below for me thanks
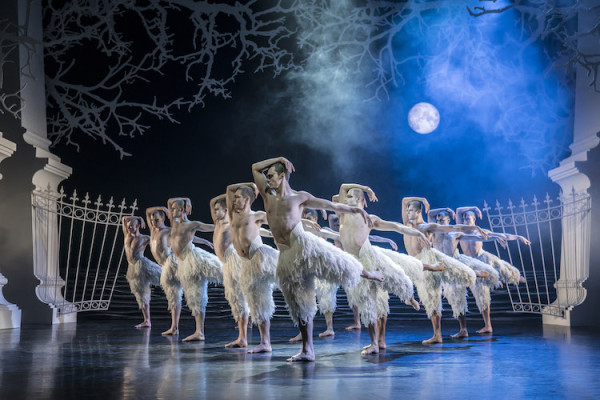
[408,102,440,134]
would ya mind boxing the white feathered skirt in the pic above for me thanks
[455,251,500,313]
[315,279,338,315]
[347,241,414,326]
[276,223,363,325]
[126,256,162,309]
[240,236,279,325]
[223,245,249,322]
[477,248,522,285]
[175,243,223,316]
[159,251,182,311]
[416,247,475,317]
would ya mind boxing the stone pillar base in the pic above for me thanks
[0,304,21,330]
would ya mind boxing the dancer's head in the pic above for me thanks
[266,162,289,190]
[302,209,318,223]
[233,185,256,212]
[462,210,477,226]
[126,216,144,236]
[212,198,227,221]
[406,200,422,221]
[328,214,340,231]
[435,211,452,225]
[168,198,192,221]
[147,207,168,229]
[345,188,366,208]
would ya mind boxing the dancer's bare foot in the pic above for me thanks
[318,329,335,338]
[287,351,315,362]
[248,343,272,353]
[519,276,526,283]
[361,344,379,355]
[345,323,361,331]
[475,271,489,278]
[290,333,302,342]
[422,335,443,345]
[476,327,493,334]
[406,297,420,311]
[182,332,205,342]
[162,327,179,336]
[378,341,386,349]
[225,338,248,348]
[451,330,469,339]
[430,262,445,272]
[363,270,384,282]
[135,321,151,328]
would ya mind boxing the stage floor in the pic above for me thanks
[1,318,598,399]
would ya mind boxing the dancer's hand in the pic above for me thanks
[366,188,378,203]
[280,157,295,173]
[418,233,431,249]
[357,209,373,228]
[387,239,398,251]
[518,236,531,246]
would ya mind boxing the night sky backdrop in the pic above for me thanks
[48,1,575,240]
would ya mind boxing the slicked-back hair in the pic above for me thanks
[269,161,290,181]
[168,198,192,216]
[236,185,256,203]
[408,200,422,211]
[214,198,226,210]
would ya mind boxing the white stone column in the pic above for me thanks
[0,132,22,329]
[545,0,600,326]
[18,0,75,324]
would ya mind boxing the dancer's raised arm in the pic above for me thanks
[339,183,378,204]
[252,157,294,197]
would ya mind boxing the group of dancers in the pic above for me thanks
[121,156,530,362]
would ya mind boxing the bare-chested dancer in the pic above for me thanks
[146,207,183,335]
[122,216,162,328]
[226,183,279,354]
[289,208,402,341]
[168,197,223,342]
[427,208,498,339]
[324,207,401,332]
[402,197,488,344]
[338,185,429,354]
[207,194,251,348]
[252,156,384,362]
[456,207,530,334]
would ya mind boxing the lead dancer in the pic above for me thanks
[122,216,162,328]
[456,206,530,334]
[338,184,428,354]
[402,197,487,344]
[252,156,383,362]
[226,183,279,354]
[168,197,223,342]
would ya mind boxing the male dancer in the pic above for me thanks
[456,206,530,333]
[146,206,215,336]
[338,184,428,354]
[122,216,162,328]
[209,194,251,348]
[168,197,223,342]
[226,183,279,353]
[402,197,487,344]
[291,208,402,340]
[427,208,498,339]
[252,156,383,362]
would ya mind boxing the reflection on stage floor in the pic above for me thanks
[1,317,598,399]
